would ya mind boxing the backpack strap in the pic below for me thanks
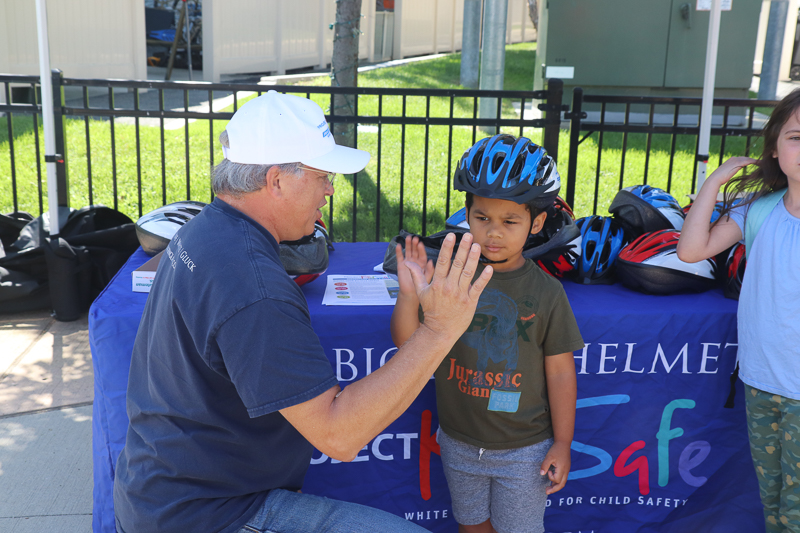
[744,189,787,260]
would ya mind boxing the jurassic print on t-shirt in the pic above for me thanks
[442,288,538,413]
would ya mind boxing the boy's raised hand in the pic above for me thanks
[541,441,571,495]
[395,235,434,297]
[405,232,493,338]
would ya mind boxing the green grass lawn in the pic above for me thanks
[0,42,766,242]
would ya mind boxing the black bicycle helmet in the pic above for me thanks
[382,228,470,277]
[281,221,332,286]
[573,216,626,285]
[551,196,575,221]
[454,134,560,209]
[524,208,581,278]
[440,197,579,277]
[609,185,685,238]
[382,220,580,279]
[723,242,746,300]
[616,230,717,294]
[135,201,207,255]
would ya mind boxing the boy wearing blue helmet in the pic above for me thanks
[391,135,584,533]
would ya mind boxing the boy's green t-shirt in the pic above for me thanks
[433,259,584,450]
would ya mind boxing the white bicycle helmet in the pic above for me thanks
[135,201,207,255]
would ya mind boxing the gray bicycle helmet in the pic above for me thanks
[280,221,332,286]
[135,201,207,255]
[453,134,560,209]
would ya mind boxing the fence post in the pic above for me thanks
[566,87,583,210]
[51,69,69,207]
[542,77,562,162]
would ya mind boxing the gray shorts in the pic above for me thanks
[438,429,552,533]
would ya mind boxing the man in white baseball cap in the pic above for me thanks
[114,90,493,533]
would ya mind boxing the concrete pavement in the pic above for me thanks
[0,310,93,532]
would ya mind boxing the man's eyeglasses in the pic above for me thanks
[298,164,335,186]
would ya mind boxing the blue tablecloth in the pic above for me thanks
[90,242,764,533]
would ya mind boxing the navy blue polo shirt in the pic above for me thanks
[114,198,338,533]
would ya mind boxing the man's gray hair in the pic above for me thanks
[212,130,300,197]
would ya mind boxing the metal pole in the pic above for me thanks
[185,0,193,81]
[479,0,509,134]
[460,0,481,88]
[696,0,722,192]
[51,69,69,207]
[34,0,60,236]
[543,78,563,162]
[758,0,789,101]
[566,87,584,209]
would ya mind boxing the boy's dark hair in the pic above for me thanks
[465,192,543,220]
[714,88,799,226]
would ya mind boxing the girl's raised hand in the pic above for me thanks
[395,235,434,297]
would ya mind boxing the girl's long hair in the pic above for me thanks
[716,89,797,223]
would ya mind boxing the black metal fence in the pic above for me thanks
[1,72,781,239]
[564,88,778,216]
[0,71,565,242]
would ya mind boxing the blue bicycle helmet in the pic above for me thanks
[445,207,469,230]
[608,185,685,237]
[573,216,626,285]
[453,134,560,209]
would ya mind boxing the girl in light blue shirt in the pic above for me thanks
[677,90,800,533]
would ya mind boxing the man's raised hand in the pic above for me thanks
[404,232,493,338]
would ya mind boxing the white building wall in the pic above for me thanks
[1,0,535,85]
[393,0,534,61]
[398,0,437,58]
[204,0,375,82]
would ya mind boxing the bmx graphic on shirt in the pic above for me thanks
[453,288,538,414]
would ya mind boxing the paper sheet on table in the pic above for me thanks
[322,274,399,305]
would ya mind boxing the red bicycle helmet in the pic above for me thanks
[723,242,746,300]
[616,230,717,294]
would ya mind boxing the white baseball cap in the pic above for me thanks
[222,90,370,175]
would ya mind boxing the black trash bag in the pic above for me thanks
[59,206,140,297]
[0,212,34,253]
[44,237,92,321]
[0,205,139,317]
[0,266,50,314]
